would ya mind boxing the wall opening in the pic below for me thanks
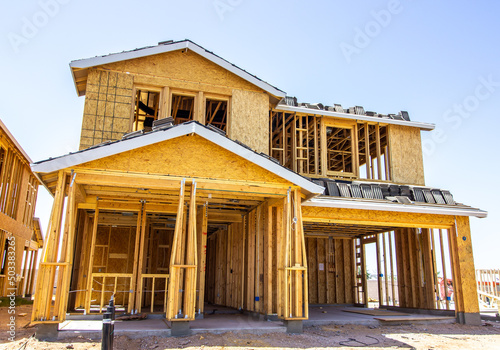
[171,94,195,124]
[205,99,228,132]
[133,89,160,131]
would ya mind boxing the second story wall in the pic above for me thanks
[78,49,270,153]
[269,110,426,186]
[0,124,39,241]
[388,124,425,185]
[231,89,269,154]
[80,70,134,150]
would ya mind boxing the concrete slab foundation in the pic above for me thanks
[50,306,459,339]
[36,324,59,341]
[284,320,303,334]
[170,321,191,337]
[458,312,482,326]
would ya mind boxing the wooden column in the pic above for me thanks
[450,217,480,325]
[129,204,144,313]
[196,203,208,315]
[278,188,308,320]
[134,203,148,312]
[21,248,29,297]
[264,203,273,316]
[84,206,99,314]
[167,180,198,321]
[56,182,78,320]
[29,249,38,296]
[24,250,34,297]
[32,171,67,322]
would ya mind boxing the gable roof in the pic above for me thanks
[0,119,33,163]
[70,39,286,98]
[32,121,324,198]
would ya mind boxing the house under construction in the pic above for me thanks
[0,119,43,298]
[31,40,486,336]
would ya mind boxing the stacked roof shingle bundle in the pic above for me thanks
[311,178,456,206]
[278,96,411,122]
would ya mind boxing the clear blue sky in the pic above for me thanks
[0,0,498,268]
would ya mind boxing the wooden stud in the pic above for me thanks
[382,232,389,305]
[364,123,371,179]
[196,204,208,315]
[439,229,450,309]
[388,232,396,306]
[264,203,273,315]
[129,205,143,313]
[376,124,382,180]
[375,234,383,306]
[84,206,99,314]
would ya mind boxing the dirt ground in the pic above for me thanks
[1,306,500,350]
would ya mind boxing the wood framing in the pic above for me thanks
[31,41,485,331]
[0,120,42,298]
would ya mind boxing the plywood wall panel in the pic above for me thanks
[230,89,269,154]
[101,50,264,95]
[80,69,134,150]
[79,135,291,186]
[388,125,425,186]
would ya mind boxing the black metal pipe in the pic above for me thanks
[102,312,112,350]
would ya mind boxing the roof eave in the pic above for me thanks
[31,122,323,197]
[302,197,487,219]
[70,40,285,98]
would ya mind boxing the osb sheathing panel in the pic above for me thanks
[302,206,455,229]
[100,50,265,96]
[454,216,479,313]
[388,125,425,185]
[77,135,291,185]
[230,89,269,154]
[80,69,134,150]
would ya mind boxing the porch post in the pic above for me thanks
[196,203,208,317]
[450,216,480,325]
[32,170,67,322]
[134,203,148,313]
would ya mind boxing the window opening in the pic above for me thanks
[133,89,160,131]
